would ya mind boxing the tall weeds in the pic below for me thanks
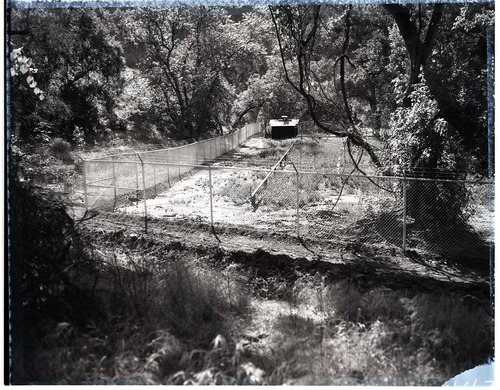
[262,276,493,385]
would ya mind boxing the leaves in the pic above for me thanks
[7,3,490,159]
[9,8,125,143]
[133,6,270,138]
[10,47,44,102]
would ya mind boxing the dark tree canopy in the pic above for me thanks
[8,3,493,177]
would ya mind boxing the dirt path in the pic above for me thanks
[77,207,490,300]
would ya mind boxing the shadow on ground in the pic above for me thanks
[353,210,492,272]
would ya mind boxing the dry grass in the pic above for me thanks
[18,134,492,385]
[216,170,265,206]
[22,239,492,385]
[26,246,254,384]
[256,138,296,160]
[245,276,493,385]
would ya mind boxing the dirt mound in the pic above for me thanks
[89,226,490,302]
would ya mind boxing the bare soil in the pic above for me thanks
[76,134,490,297]
[77,208,490,299]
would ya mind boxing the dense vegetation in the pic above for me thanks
[7,2,494,385]
[9,3,493,174]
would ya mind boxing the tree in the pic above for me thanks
[9,8,125,144]
[270,3,492,225]
[347,6,394,133]
[425,3,494,175]
[131,7,268,140]
[269,4,381,170]
[383,3,444,105]
[383,2,493,176]
[232,56,308,128]
[382,3,493,223]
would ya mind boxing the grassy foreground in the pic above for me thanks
[19,226,492,385]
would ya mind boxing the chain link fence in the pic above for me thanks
[403,179,493,261]
[81,123,261,210]
[81,132,493,262]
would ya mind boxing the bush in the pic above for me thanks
[386,78,470,226]
[218,171,263,206]
[49,137,74,164]
[8,174,101,383]
[266,277,492,385]
[407,294,493,368]
[10,185,251,384]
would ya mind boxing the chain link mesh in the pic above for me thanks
[82,123,261,210]
[296,173,402,249]
[404,179,493,261]
[82,132,493,262]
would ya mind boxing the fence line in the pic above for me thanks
[84,158,493,186]
[85,122,262,163]
[81,130,493,260]
[251,138,298,210]
[82,122,262,210]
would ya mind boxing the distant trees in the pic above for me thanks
[8,6,313,145]
[129,7,271,139]
[8,3,492,186]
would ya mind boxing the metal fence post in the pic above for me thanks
[81,157,88,210]
[135,157,140,199]
[402,172,407,253]
[111,157,117,210]
[296,170,300,238]
[166,150,171,187]
[287,162,300,238]
[153,163,157,197]
[136,152,148,234]
[208,164,214,228]
[177,153,181,181]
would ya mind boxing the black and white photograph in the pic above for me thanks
[5,0,495,385]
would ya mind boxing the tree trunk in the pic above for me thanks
[270,5,382,168]
[383,3,444,105]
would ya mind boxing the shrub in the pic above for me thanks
[267,277,492,385]
[49,137,74,164]
[406,294,493,369]
[258,148,281,159]
[386,77,470,226]
[217,171,263,206]
[102,249,250,348]
[8,174,101,383]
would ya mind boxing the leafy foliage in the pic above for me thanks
[385,79,470,224]
[129,7,269,139]
[9,47,45,100]
[8,4,492,180]
[7,4,493,385]
[387,80,445,173]
[10,8,125,144]
[426,3,494,174]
